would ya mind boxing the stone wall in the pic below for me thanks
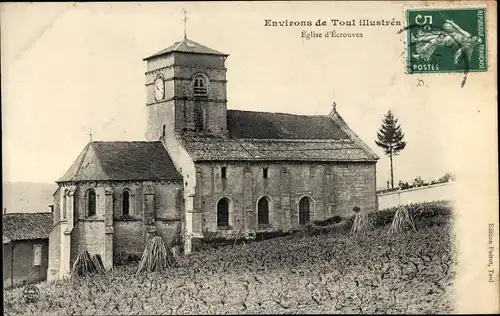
[47,223,61,282]
[50,180,183,267]
[3,239,49,288]
[377,181,455,210]
[145,51,228,139]
[194,161,376,236]
[70,220,105,267]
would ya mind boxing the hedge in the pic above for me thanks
[192,201,453,250]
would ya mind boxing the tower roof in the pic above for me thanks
[143,38,228,60]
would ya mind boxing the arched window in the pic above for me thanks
[162,124,166,138]
[193,75,208,97]
[62,190,68,219]
[299,196,312,225]
[122,190,130,216]
[257,197,270,225]
[217,198,230,227]
[87,189,96,217]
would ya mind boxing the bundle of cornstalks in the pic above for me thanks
[71,251,106,277]
[388,205,417,235]
[136,236,176,275]
[351,211,373,235]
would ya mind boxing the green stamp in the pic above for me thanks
[406,7,487,74]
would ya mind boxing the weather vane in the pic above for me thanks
[182,8,188,39]
[89,129,92,142]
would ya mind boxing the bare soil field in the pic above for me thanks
[4,202,456,315]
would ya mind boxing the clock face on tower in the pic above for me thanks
[154,77,164,101]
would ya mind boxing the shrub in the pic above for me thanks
[313,215,342,227]
[367,201,452,228]
[304,222,323,236]
[255,230,292,240]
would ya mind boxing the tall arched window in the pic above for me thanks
[257,197,270,225]
[217,198,230,227]
[299,196,312,225]
[62,190,68,219]
[122,190,130,216]
[193,75,207,97]
[87,189,96,217]
[162,124,166,138]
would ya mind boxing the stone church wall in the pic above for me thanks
[113,221,146,261]
[331,162,378,215]
[194,161,376,236]
[56,180,183,265]
[70,220,105,268]
[112,180,183,262]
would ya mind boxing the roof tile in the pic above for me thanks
[58,141,182,182]
[144,38,228,60]
[227,110,350,139]
[179,109,378,162]
[3,213,53,241]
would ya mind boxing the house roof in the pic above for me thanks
[3,213,53,241]
[58,141,182,182]
[143,37,228,60]
[179,107,379,162]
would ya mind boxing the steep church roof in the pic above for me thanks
[226,110,350,139]
[143,38,228,60]
[178,106,379,162]
[57,141,182,182]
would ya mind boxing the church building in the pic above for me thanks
[48,35,379,281]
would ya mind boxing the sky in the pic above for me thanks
[0,2,495,187]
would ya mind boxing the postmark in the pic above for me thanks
[22,284,40,303]
[405,7,487,74]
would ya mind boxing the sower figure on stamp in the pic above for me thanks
[411,20,482,65]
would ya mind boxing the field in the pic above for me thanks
[4,202,457,315]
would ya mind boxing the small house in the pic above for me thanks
[3,212,53,288]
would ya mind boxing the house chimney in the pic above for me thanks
[3,208,6,214]
[48,205,54,213]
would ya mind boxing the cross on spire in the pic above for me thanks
[89,129,92,142]
[182,8,188,39]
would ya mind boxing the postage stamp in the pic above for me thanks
[406,7,487,74]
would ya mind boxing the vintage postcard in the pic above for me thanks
[1,1,498,315]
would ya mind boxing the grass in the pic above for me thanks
[3,201,456,315]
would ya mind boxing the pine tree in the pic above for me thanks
[375,110,407,189]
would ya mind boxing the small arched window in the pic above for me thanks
[162,124,166,138]
[193,75,208,97]
[122,191,130,216]
[87,188,96,217]
[257,197,270,225]
[299,196,312,225]
[217,198,230,227]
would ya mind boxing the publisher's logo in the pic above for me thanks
[22,285,40,303]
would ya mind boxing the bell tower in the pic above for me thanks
[143,36,229,140]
